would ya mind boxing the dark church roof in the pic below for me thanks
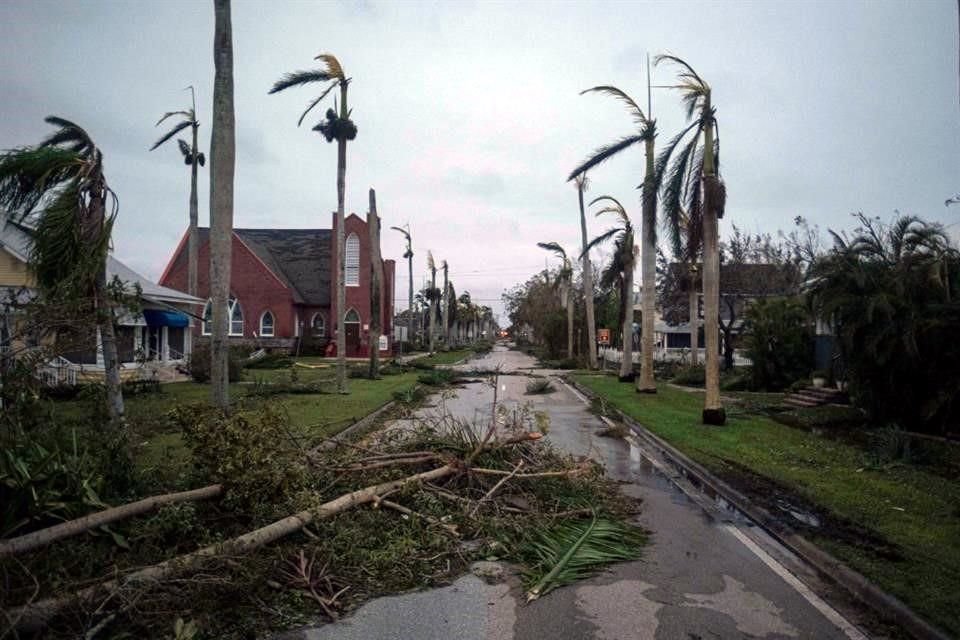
[195,227,331,306]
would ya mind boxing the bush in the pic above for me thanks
[175,403,306,510]
[417,369,454,386]
[742,297,813,391]
[672,365,705,387]
[525,378,556,395]
[188,343,243,383]
[720,367,753,391]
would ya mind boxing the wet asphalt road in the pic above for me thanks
[284,346,871,640]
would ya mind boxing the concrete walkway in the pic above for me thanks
[282,345,876,640]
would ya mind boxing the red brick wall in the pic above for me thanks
[330,213,396,355]
[160,233,297,340]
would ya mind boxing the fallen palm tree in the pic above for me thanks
[0,484,224,558]
[3,399,643,639]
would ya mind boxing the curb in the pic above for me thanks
[564,376,952,640]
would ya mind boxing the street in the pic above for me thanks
[286,345,874,640]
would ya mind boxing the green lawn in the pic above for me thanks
[52,372,421,484]
[574,374,960,638]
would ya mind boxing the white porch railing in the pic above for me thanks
[36,356,78,387]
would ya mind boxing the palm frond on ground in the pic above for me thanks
[522,514,647,601]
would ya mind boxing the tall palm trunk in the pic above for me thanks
[578,184,597,369]
[688,270,699,365]
[407,253,413,350]
[188,123,199,298]
[701,96,725,425]
[442,264,449,346]
[335,83,348,393]
[619,243,635,380]
[429,267,437,354]
[565,282,574,358]
[87,185,125,434]
[637,136,657,393]
[209,0,235,410]
[367,189,382,379]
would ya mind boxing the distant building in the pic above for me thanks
[159,213,396,356]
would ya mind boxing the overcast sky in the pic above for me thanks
[1,0,957,321]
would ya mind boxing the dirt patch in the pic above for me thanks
[712,459,905,562]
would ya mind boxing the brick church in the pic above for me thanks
[159,213,396,357]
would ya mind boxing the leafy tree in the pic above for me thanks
[654,55,726,425]
[270,52,355,393]
[0,117,127,439]
[150,87,205,298]
[584,196,636,380]
[569,80,657,392]
[537,242,575,358]
[808,213,960,433]
[209,0,236,409]
[742,297,812,391]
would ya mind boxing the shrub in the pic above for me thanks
[525,378,556,395]
[188,343,243,383]
[417,369,454,386]
[175,403,306,510]
[742,297,813,391]
[672,365,705,387]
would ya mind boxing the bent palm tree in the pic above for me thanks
[0,117,126,435]
[584,196,636,380]
[537,242,575,359]
[150,87,205,298]
[270,52,356,393]
[573,175,598,369]
[654,54,726,425]
[568,80,657,392]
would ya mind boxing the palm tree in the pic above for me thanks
[568,76,657,393]
[574,175,598,369]
[391,225,413,353]
[151,88,205,298]
[427,252,437,354]
[654,54,726,425]
[584,196,636,381]
[809,214,958,432]
[209,0,236,409]
[670,207,702,366]
[537,242,575,358]
[367,188,382,379]
[441,260,449,346]
[270,52,356,394]
[0,117,126,434]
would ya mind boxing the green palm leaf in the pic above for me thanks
[268,69,335,94]
[522,515,647,602]
[150,119,192,151]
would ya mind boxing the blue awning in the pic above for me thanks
[142,309,189,328]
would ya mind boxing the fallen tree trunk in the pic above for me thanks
[0,484,224,558]
[11,466,460,632]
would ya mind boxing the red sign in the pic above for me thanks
[597,329,611,345]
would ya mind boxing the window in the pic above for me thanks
[202,297,244,336]
[230,299,243,336]
[311,312,325,337]
[260,310,275,337]
[344,308,360,324]
[345,233,360,286]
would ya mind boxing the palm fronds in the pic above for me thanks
[567,135,645,182]
[580,85,648,125]
[150,119,193,151]
[268,69,336,94]
[522,515,647,602]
